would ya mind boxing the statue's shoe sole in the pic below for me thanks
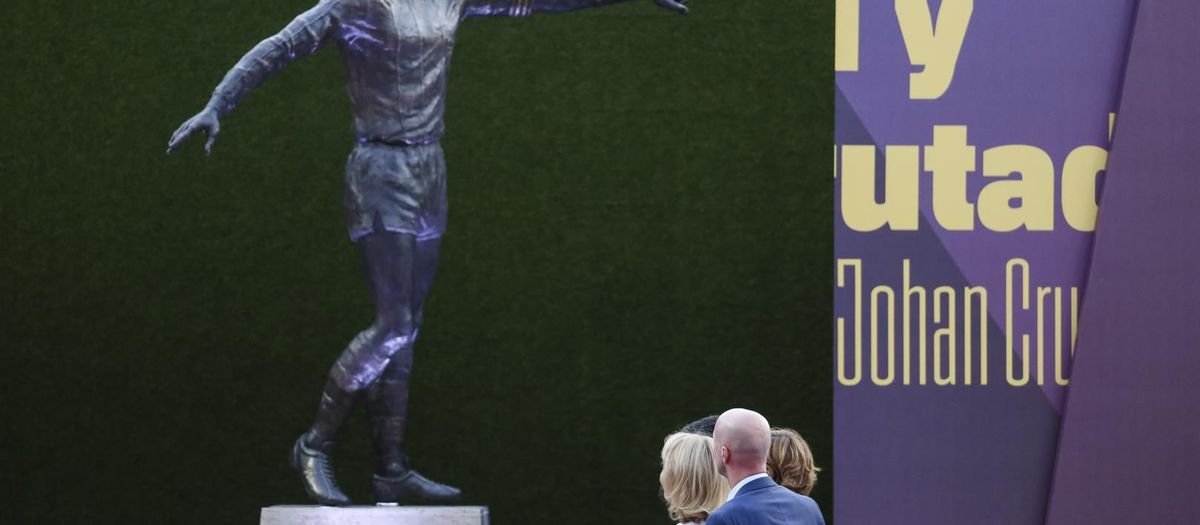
[372,479,462,506]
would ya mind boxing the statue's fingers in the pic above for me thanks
[204,127,218,156]
[167,123,191,154]
[168,121,192,148]
[167,127,183,149]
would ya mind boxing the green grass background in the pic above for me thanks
[0,0,832,523]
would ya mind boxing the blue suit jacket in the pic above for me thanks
[707,476,825,525]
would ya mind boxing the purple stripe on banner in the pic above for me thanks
[834,1,1137,523]
[1045,1,1200,523]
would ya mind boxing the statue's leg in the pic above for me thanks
[292,230,419,506]
[365,236,440,476]
[365,236,461,504]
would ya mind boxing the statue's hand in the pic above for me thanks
[166,106,222,156]
[654,0,688,15]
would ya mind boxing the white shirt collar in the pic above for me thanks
[726,473,770,501]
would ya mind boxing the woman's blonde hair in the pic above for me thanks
[660,432,730,523]
[767,427,820,496]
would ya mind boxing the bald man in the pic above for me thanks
[709,409,825,525]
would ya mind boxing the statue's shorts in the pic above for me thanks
[344,141,447,243]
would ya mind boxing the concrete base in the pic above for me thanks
[261,506,489,525]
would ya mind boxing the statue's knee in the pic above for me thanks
[373,310,414,342]
[379,330,415,358]
[328,320,414,393]
[329,362,372,393]
[329,332,396,393]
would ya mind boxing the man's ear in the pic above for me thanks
[721,446,730,464]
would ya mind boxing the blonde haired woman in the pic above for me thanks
[660,432,730,525]
[767,428,820,496]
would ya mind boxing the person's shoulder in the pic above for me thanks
[707,497,750,525]
[777,487,819,507]
[754,484,822,522]
[706,500,736,520]
[704,507,732,525]
[779,491,824,524]
[798,494,823,513]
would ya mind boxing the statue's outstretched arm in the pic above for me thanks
[167,0,346,155]
[462,0,686,18]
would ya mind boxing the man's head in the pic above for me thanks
[680,414,720,436]
[711,408,771,480]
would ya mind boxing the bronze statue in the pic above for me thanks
[167,0,687,507]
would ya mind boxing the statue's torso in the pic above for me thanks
[336,0,463,144]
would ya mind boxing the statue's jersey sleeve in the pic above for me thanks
[207,0,351,116]
[459,0,628,18]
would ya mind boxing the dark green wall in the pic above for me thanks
[0,0,832,523]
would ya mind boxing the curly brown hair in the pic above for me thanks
[766,428,820,496]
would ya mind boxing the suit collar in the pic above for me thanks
[727,473,775,501]
[740,474,777,494]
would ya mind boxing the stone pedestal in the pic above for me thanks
[260,506,490,525]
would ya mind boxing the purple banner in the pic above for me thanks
[1045,1,1200,523]
[834,1,1135,522]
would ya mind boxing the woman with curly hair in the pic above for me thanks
[767,428,820,496]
